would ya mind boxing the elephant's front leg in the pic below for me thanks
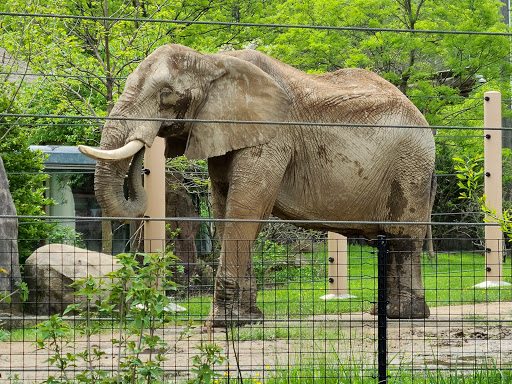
[210,230,262,327]
[207,147,289,328]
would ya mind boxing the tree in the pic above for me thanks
[0,0,269,145]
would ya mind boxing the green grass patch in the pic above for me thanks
[213,351,512,384]
[181,245,512,320]
[263,363,512,384]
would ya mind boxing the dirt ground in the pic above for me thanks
[1,302,512,382]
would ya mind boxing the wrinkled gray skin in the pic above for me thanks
[88,44,436,325]
[0,155,22,309]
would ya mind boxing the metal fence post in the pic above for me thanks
[377,235,388,384]
[474,91,510,288]
[144,137,166,254]
[321,232,356,300]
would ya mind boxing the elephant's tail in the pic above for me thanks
[426,170,437,259]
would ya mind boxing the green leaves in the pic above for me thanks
[189,342,227,384]
[0,281,28,305]
[453,155,484,200]
[0,81,54,262]
[33,250,191,383]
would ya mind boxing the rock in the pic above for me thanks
[0,155,22,309]
[24,244,122,315]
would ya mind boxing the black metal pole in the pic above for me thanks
[377,235,388,384]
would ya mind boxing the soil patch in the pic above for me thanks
[1,302,512,381]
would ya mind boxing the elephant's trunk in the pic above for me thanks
[94,148,147,219]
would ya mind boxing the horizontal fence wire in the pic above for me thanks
[0,112,508,131]
[3,11,512,36]
[8,170,512,179]
[0,214,503,227]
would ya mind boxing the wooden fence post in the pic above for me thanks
[321,232,356,300]
[144,137,166,254]
[475,91,510,288]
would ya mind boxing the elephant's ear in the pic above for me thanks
[184,55,291,159]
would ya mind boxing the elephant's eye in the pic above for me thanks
[160,88,177,106]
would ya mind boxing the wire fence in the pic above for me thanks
[1,219,512,383]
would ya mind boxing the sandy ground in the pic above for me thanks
[1,302,512,382]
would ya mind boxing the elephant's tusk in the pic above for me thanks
[78,140,145,161]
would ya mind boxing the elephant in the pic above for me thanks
[79,44,436,326]
[0,155,22,310]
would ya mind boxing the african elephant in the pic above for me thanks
[79,44,436,325]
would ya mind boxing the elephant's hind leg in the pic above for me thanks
[386,238,430,319]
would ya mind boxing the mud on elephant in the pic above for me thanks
[79,44,436,326]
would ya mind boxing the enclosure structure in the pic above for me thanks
[1,94,512,381]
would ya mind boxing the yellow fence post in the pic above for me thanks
[321,232,356,300]
[144,137,166,254]
[474,91,510,288]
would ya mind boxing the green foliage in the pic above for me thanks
[0,0,268,146]
[0,81,54,262]
[265,357,512,383]
[454,154,484,200]
[34,314,75,379]
[48,225,85,248]
[189,342,227,384]
[0,280,28,306]
[5,0,507,142]
[454,152,512,243]
[252,236,326,285]
[0,280,28,341]
[167,156,210,193]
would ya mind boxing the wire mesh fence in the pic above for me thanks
[1,218,512,382]
[2,4,512,382]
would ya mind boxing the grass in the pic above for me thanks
[207,350,512,384]
[181,244,512,320]
[261,363,512,384]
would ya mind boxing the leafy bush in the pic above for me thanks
[34,250,228,383]
[0,81,54,263]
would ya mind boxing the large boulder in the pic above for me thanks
[24,244,122,315]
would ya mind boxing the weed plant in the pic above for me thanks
[32,251,225,384]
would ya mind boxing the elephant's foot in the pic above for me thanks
[368,296,430,319]
[387,296,430,319]
[206,303,263,329]
[206,275,263,328]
